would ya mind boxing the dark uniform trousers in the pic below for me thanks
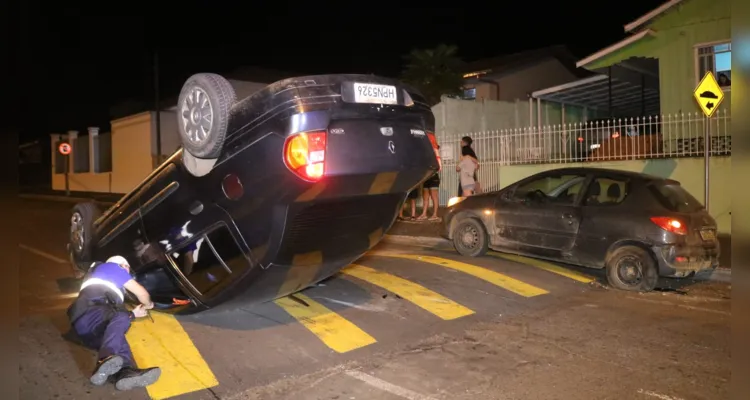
[68,285,134,367]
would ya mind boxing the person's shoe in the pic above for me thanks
[113,366,162,391]
[89,355,124,386]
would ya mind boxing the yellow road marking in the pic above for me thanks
[277,251,323,297]
[368,172,399,194]
[275,293,377,353]
[126,312,218,400]
[295,182,327,202]
[368,227,384,248]
[489,252,595,283]
[343,264,474,320]
[376,253,548,297]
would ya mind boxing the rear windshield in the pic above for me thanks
[648,182,704,213]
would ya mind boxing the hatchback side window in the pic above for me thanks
[583,177,629,206]
[513,174,587,205]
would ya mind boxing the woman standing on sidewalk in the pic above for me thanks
[457,136,479,196]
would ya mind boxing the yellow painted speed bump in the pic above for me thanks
[489,252,595,283]
[376,253,548,297]
[343,264,474,320]
[275,293,377,353]
[126,312,218,400]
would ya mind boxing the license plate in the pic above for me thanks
[699,229,716,241]
[353,82,398,105]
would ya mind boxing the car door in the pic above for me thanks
[93,188,150,272]
[494,171,588,259]
[572,173,633,267]
[136,157,255,303]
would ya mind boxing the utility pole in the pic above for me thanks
[154,49,161,168]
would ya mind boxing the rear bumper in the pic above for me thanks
[652,242,720,278]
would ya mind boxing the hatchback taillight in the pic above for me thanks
[283,130,326,181]
[650,216,687,235]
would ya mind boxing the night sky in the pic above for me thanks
[16,0,665,142]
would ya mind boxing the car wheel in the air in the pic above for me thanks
[605,245,658,292]
[452,217,489,257]
[69,202,102,274]
[177,73,236,160]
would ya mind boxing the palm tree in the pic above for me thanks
[400,44,465,106]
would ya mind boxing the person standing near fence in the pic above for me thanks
[417,135,442,221]
[458,136,480,196]
[457,146,478,196]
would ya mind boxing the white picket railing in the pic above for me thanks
[431,110,731,206]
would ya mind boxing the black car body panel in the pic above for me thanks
[443,167,720,279]
[85,74,438,314]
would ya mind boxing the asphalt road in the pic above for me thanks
[20,199,731,400]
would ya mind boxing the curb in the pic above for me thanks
[381,234,731,283]
[20,194,117,206]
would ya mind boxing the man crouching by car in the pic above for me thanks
[67,255,162,391]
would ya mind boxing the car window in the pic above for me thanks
[583,177,629,206]
[169,231,231,295]
[514,174,586,205]
[647,182,703,213]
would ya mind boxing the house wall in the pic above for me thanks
[587,0,731,115]
[466,58,580,102]
[51,112,153,194]
[650,0,731,115]
[51,79,271,194]
[431,96,590,139]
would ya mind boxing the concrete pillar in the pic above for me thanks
[67,130,78,173]
[88,127,99,173]
[50,133,60,175]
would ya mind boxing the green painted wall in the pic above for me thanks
[494,156,731,234]
[650,0,731,114]
[587,0,731,115]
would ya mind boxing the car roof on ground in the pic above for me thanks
[541,166,673,182]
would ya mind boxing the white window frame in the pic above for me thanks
[694,39,732,92]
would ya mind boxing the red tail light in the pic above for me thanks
[283,130,326,181]
[650,217,687,235]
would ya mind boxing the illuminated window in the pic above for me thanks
[463,87,476,100]
[697,42,731,88]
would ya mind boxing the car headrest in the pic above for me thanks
[607,183,621,198]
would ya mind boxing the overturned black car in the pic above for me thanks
[68,73,439,313]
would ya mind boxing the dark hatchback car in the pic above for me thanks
[68,73,439,313]
[443,167,720,291]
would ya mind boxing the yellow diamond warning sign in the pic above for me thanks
[693,71,725,118]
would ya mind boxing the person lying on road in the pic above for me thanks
[66,255,162,391]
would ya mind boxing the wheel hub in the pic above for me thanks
[70,212,84,252]
[460,226,478,249]
[617,256,643,285]
[180,87,214,145]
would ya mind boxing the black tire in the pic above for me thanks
[605,245,658,292]
[177,73,236,159]
[69,202,102,273]
[452,217,489,257]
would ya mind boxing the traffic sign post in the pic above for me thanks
[692,71,725,211]
[58,142,72,196]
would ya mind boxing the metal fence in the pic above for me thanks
[431,110,731,206]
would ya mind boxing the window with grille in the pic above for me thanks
[697,42,731,88]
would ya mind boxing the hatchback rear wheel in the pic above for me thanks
[605,245,658,292]
[452,217,489,257]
